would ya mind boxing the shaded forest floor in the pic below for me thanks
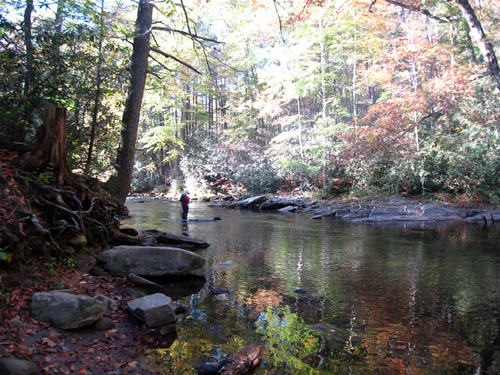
[0,146,169,374]
[0,254,172,374]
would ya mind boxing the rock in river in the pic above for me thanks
[156,232,210,249]
[127,293,176,328]
[97,245,206,277]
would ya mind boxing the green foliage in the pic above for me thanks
[259,307,337,374]
[0,246,12,263]
[43,258,58,275]
[36,167,55,184]
[181,132,280,195]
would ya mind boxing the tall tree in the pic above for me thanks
[454,0,500,92]
[18,0,35,142]
[371,0,500,92]
[105,0,154,203]
[85,0,106,175]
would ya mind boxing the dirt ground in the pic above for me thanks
[0,256,177,374]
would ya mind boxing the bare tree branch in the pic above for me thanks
[150,46,202,75]
[152,25,220,44]
[147,69,162,79]
[369,0,459,23]
[179,0,193,37]
[273,0,286,43]
[149,53,175,72]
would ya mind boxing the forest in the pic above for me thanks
[0,0,499,244]
[1,0,499,202]
[0,1,499,373]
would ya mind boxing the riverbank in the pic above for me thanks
[131,191,500,227]
[1,192,498,374]
[0,254,171,374]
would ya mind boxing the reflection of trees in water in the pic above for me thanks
[127,202,500,373]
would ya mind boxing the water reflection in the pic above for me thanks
[122,198,500,374]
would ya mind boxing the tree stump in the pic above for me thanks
[16,103,72,186]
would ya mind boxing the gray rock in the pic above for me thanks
[369,205,409,217]
[420,204,460,218]
[343,207,372,219]
[127,293,176,328]
[237,195,268,208]
[50,289,75,294]
[278,205,298,212]
[331,208,350,217]
[464,209,480,218]
[97,245,206,277]
[260,198,304,210]
[93,317,115,331]
[0,358,39,375]
[464,211,499,225]
[157,232,210,248]
[31,292,107,330]
[93,294,118,312]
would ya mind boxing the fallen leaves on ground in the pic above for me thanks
[0,258,173,374]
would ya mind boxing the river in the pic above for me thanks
[122,197,500,374]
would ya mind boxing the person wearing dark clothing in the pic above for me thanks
[180,190,190,220]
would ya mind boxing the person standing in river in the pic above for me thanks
[179,190,190,220]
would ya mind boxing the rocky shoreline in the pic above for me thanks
[199,194,500,227]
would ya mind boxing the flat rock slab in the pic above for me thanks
[97,245,206,277]
[127,293,176,328]
[157,232,210,248]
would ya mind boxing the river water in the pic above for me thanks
[122,198,500,374]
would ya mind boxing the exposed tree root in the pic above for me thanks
[0,148,125,266]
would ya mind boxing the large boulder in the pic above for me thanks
[0,358,39,375]
[97,246,206,277]
[236,195,268,209]
[259,197,306,210]
[127,293,176,328]
[31,292,107,330]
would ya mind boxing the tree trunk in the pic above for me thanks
[455,0,500,92]
[16,104,72,186]
[85,0,105,175]
[18,0,35,142]
[105,0,154,203]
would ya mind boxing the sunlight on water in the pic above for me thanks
[122,198,500,374]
